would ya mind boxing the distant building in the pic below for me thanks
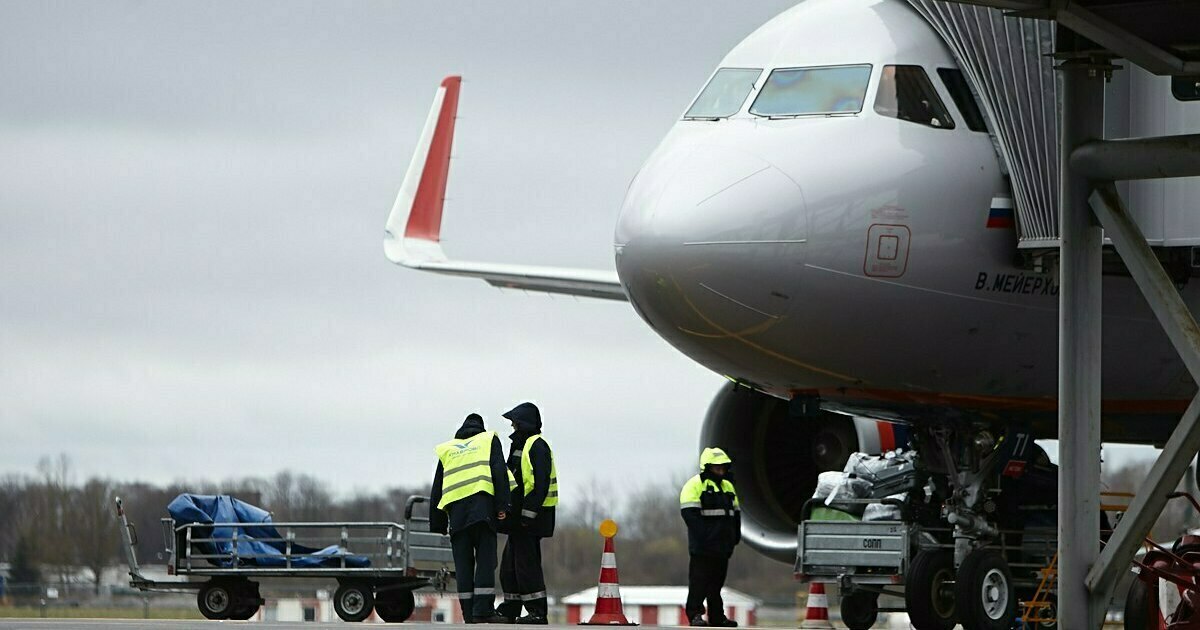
[562,586,760,626]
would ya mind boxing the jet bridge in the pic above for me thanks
[908,0,1200,249]
[907,0,1200,627]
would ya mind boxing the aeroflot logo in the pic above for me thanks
[448,443,479,457]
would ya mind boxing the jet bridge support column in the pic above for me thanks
[1056,58,1107,629]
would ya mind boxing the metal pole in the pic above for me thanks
[1086,185,1200,602]
[1072,134,1200,180]
[1057,58,1106,629]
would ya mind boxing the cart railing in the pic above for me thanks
[797,496,1059,584]
[171,520,410,573]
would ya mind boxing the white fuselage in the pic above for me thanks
[613,0,1200,438]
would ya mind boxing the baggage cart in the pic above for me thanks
[114,495,454,622]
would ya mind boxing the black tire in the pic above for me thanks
[228,580,261,620]
[334,581,375,623]
[955,549,1016,630]
[376,589,416,623]
[840,590,879,630]
[229,603,259,621]
[905,549,957,630]
[1124,577,1157,630]
[197,580,234,620]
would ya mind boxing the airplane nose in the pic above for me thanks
[616,144,805,244]
[615,142,808,335]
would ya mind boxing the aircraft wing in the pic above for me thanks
[383,76,628,302]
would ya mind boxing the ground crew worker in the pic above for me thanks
[429,413,512,624]
[679,447,741,627]
[495,402,557,625]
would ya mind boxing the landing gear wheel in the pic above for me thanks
[1123,578,1158,630]
[905,550,956,630]
[955,550,1016,630]
[375,589,416,623]
[197,580,235,620]
[334,581,375,623]
[839,590,879,630]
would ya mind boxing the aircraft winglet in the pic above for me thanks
[383,76,628,301]
[385,75,461,264]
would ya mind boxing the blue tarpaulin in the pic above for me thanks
[167,494,369,568]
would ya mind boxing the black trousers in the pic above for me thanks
[496,529,547,617]
[685,554,729,621]
[450,522,498,620]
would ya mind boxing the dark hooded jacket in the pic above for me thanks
[503,402,555,538]
[429,414,512,535]
[680,452,741,558]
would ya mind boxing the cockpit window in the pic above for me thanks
[748,65,872,117]
[684,68,762,119]
[937,68,988,132]
[874,65,955,129]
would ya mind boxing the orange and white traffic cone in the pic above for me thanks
[580,519,636,626]
[800,582,834,629]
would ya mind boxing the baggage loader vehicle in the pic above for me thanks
[796,497,1058,630]
[795,427,1068,630]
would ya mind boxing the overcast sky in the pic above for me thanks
[0,1,811,499]
[1,1,1164,506]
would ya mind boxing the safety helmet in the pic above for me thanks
[699,447,732,470]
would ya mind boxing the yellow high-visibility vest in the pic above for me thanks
[520,434,559,508]
[679,475,739,516]
[435,431,497,510]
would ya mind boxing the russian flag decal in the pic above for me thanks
[987,197,1014,229]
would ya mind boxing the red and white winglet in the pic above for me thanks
[384,76,627,301]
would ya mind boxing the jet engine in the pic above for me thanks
[700,385,899,563]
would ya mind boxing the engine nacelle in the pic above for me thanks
[700,385,901,563]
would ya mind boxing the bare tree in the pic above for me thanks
[73,478,119,594]
[0,474,27,558]
[293,474,332,522]
[33,454,74,588]
[9,533,42,599]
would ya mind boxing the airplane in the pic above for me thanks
[385,0,1200,575]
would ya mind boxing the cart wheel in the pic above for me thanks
[905,549,956,630]
[229,602,259,621]
[334,581,375,623]
[839,590,879,630]
[197,580,234,620]
[1124,577,1159,630]
[954,549,1016,630]
[229,582,261,621]
[376,589,416,623]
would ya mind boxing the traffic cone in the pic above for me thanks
[800,582,834,629]
[581,520,636,626]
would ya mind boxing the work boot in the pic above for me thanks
[689,615,709,627]
[515,614,548,625]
